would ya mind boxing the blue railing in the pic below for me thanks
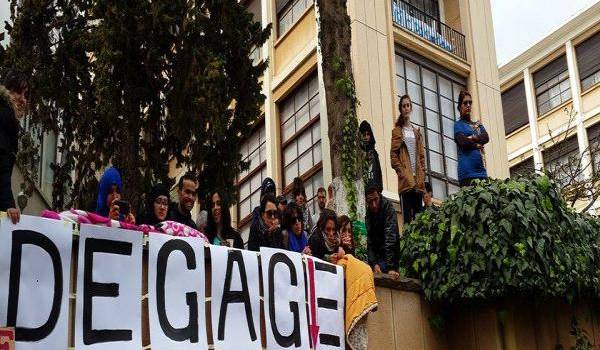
[392,0,467,60]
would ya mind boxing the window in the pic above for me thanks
[502,81,528,135]
[509,157,534,178]
[533,55,571,116]
[395,50,465,199]
[246,0,263,65]
[576,32,600,92]
[237,124,267,229]
[543,136,580,187]
[279,72,323,214]
[587,122,600,175]
[406,0,440,19]
[277,0,311,37]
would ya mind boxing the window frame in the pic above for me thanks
[277,0,311,38]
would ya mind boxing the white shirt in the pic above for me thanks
[402,125,417,173]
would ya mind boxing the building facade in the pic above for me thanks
[235,0,508,240]
[501,2,600,209]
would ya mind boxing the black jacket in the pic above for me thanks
[167,203,198,230]
[308,231,337,261]
[366,196,400,271]
[248,216,287,251]
[364,148,383,193]
[0,95,18,211]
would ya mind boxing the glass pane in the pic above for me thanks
[448,183,459,196]
[426,109,440,132]
[440,97,453,118]
[309,74,319,97]
[259,143,266,163]
[427,130,442,153]
[429,151,444,173]
[395,55,405,77]
[561,89,571,102]
[249,149,260,170]
[280,99,294,124]
[442,116,454,137]
[283,118,295,142]
[284,143,297,166]
[422,68,436,90]
[411,103,424,126]
[444,136,457,159]
[312,121,321,142]
[309,95,320,119]
[424,89,438,111]
[248,133,259,154]
[298,129,312,154]
[250,171,262,192]
[407,81,422,103]
[251,190,261,213]
[299,150,313,174]
[295,83,309,110]
[405,60,420,83]
[313,141,322,164]
[240,181,250,200]
[446,158,458,180]
[296,103,310,130]
[285,162,298,186]
[240,198,251,219]
[439,77,452,98]
[431,177,447,199]
[396,76,406,96]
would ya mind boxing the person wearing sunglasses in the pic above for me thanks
[454,90,489,187]
[282,202,310,254]
[248,193,286,251]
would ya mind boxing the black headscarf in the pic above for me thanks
[359,120,376,150]
[140,183,170,226]
[260,177,276,198]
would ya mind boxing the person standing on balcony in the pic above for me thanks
[454,90,489,187]
[0,71,28,224]
[360,121,383,193]
[390,94,427,225]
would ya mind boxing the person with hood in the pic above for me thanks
[138,183,170,226]
[248,194,286,251]
[96,166,135,223]
[0,70,28,224]
[309,209,344,263]
[248,177,276,248]
[359,120,383,193]
[205,190,243,249]
[390,94,427,224]
[291,177,313,236]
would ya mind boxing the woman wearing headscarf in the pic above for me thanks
[96,166,135,223]
[138,183,170,226]
[309,209,345,264]
[282,202,310,254]
[205,190,244,249]
[359,120,383,193]
[0,70,28,224]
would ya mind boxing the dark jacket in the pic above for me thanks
[309,231,337,261]
[167,203,198,229]
[248,216,287,251]
[360,121,383,193]
[138,183,170,226]
[366,196,400,271]
[0,92,19,211]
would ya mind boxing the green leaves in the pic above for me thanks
[399,176,600,303]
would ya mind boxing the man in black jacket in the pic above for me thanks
[365,185,400,278]
[0,71,28,224]
[167,173,198,229]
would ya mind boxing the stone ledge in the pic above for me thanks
[374,273,422,292]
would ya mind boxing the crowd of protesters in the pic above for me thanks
[0,69,489,277]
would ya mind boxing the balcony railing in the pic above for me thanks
[392,0,467,60]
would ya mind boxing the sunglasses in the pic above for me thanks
[265,210,278,218]
[462,100,472,106]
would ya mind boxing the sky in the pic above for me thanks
[491,0,599,66]
[1,0,599,65]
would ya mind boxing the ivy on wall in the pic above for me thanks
[400,175,600,303]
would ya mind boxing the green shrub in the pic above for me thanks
[399,175,600,303]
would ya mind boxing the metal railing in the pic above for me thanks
[392,0,467,60]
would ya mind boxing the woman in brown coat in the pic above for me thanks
[390,94,427,224]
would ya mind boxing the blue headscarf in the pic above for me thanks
[288,230,308,253]
[96,167,123,217]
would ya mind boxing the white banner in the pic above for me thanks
[74,224,143,349]
[148,233,207,350]
[305,257,345,350]
[0,216,73,350]
[210,245,261,350]
[260,247,310,350]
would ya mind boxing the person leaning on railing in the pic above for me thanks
[0,70,28,224]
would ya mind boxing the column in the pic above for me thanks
[523,68,544,172]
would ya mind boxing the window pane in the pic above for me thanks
[309,95,320,119]
[296,104,310,131]
[429,151,444,173]
[431,177,447,199]
[240,181,250,200]
[309,73,319,97]
[283,118,295,142]
[427,130,442,153]
[313,141,322,164]
[440,97,453,118]
[396,76,406,96]
[295,83,309,108]
[240,198,251,219]
[299,151,313,174]
[439,77,452,98]
[405,60,420,83]
[446,158,458,180]
[424,89,438,111]
[444,136,457,159]
[285,162,298,186]
[422,68,436,90]
[284,143,297,166]
[298,129,312,154]
[312,121,321,142]
[407,81,422,103]
[426,109,440,132]
[411,103,424,126]
[442,116,454,137]
[448,183,459,195]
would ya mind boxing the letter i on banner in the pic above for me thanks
[0,215,73,350]
[260,247,309,350]
[148,233,207,350]
[210,245,261,350]
[75,224,143,349]
[305,257,345,350]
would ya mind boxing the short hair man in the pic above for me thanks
[365,185,400,278]
[168,173,198,229]
[311,187,327,233]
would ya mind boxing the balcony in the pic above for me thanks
[392,0,467,60]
